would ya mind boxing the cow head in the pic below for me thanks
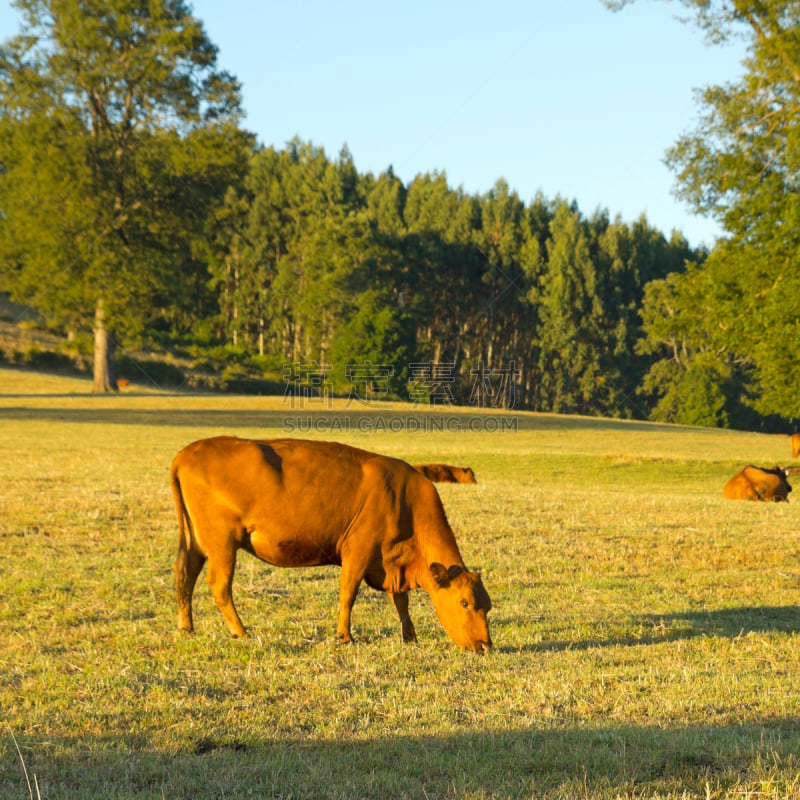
[429,563,492,652]
[777,467,792,499]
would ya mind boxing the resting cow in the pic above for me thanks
[170,436,492,652]
[790,433,800,460]
[413,463,477,484]
[723,465,792,502]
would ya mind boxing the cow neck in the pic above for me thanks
[402,477,466,590]
[394,514,460,593]
[414,514,465,580]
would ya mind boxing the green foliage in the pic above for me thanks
[5,0,796,424]
[0,0,251,341]
[329,289,414,396]
[636,263,746,427]
[663,3,800,420]
[643,354,730,427]
[116,354,187,387]
[216,146,693,418]
[610,0,800,425]
[534,202,603,413]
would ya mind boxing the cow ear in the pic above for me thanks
[430,563,465,587]
[430,563,450,588]
[447,564,464,581]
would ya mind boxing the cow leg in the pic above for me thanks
[390,591,417,643]
[336,563,363,644]
[174,541,206,633]
[206,546,247,638]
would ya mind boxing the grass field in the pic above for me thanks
[2,366,800,799]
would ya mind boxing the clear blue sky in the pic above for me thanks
[1,0,745,249]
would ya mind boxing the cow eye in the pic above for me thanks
[460,599,469,609]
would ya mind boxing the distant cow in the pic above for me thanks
[170,437,492,651]
[723,465,792,502]
[413,464,477,484]
[790,434,800,459]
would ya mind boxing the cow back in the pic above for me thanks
[414,463,477,484]
[724,465,791,502]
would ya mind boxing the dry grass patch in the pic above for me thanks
[2,367,800,798]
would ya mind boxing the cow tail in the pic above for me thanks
[170,462,192,553]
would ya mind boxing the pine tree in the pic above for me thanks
[0,0,249,389]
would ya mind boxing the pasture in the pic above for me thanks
[2,366,800,799]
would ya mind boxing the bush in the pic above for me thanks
[329,290,415,398]
[116,355,186,388]
[12,346,79,373]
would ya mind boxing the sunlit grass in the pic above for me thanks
[2,366,800,798]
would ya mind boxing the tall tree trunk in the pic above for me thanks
[92,299,118,393]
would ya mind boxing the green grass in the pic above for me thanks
[2,365,800,799]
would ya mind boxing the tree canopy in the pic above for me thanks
[0,0,252,388]
[609,0,800,423]
[2,0,796,429]
[219,139,696,418]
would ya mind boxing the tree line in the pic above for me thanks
[1,0,798,430]
[216,139,696,419]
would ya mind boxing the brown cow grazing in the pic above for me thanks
[170,437,492,652]
[414,463,477,484]
[723,465,792,502]
[790,433,800,460]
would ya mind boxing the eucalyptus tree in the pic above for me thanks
[403,172,483,378]
[475,180,525,375]
[258,141,365,363]
[607,0,800,422]
[533,202,604,414]
[593,215,694,417]
[636,264,736,427]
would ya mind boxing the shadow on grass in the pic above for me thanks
[0,405,296,428]
[0,403,695,435]
[638,604,800,639]
[3,718,799,799]
[519,605,800,655]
